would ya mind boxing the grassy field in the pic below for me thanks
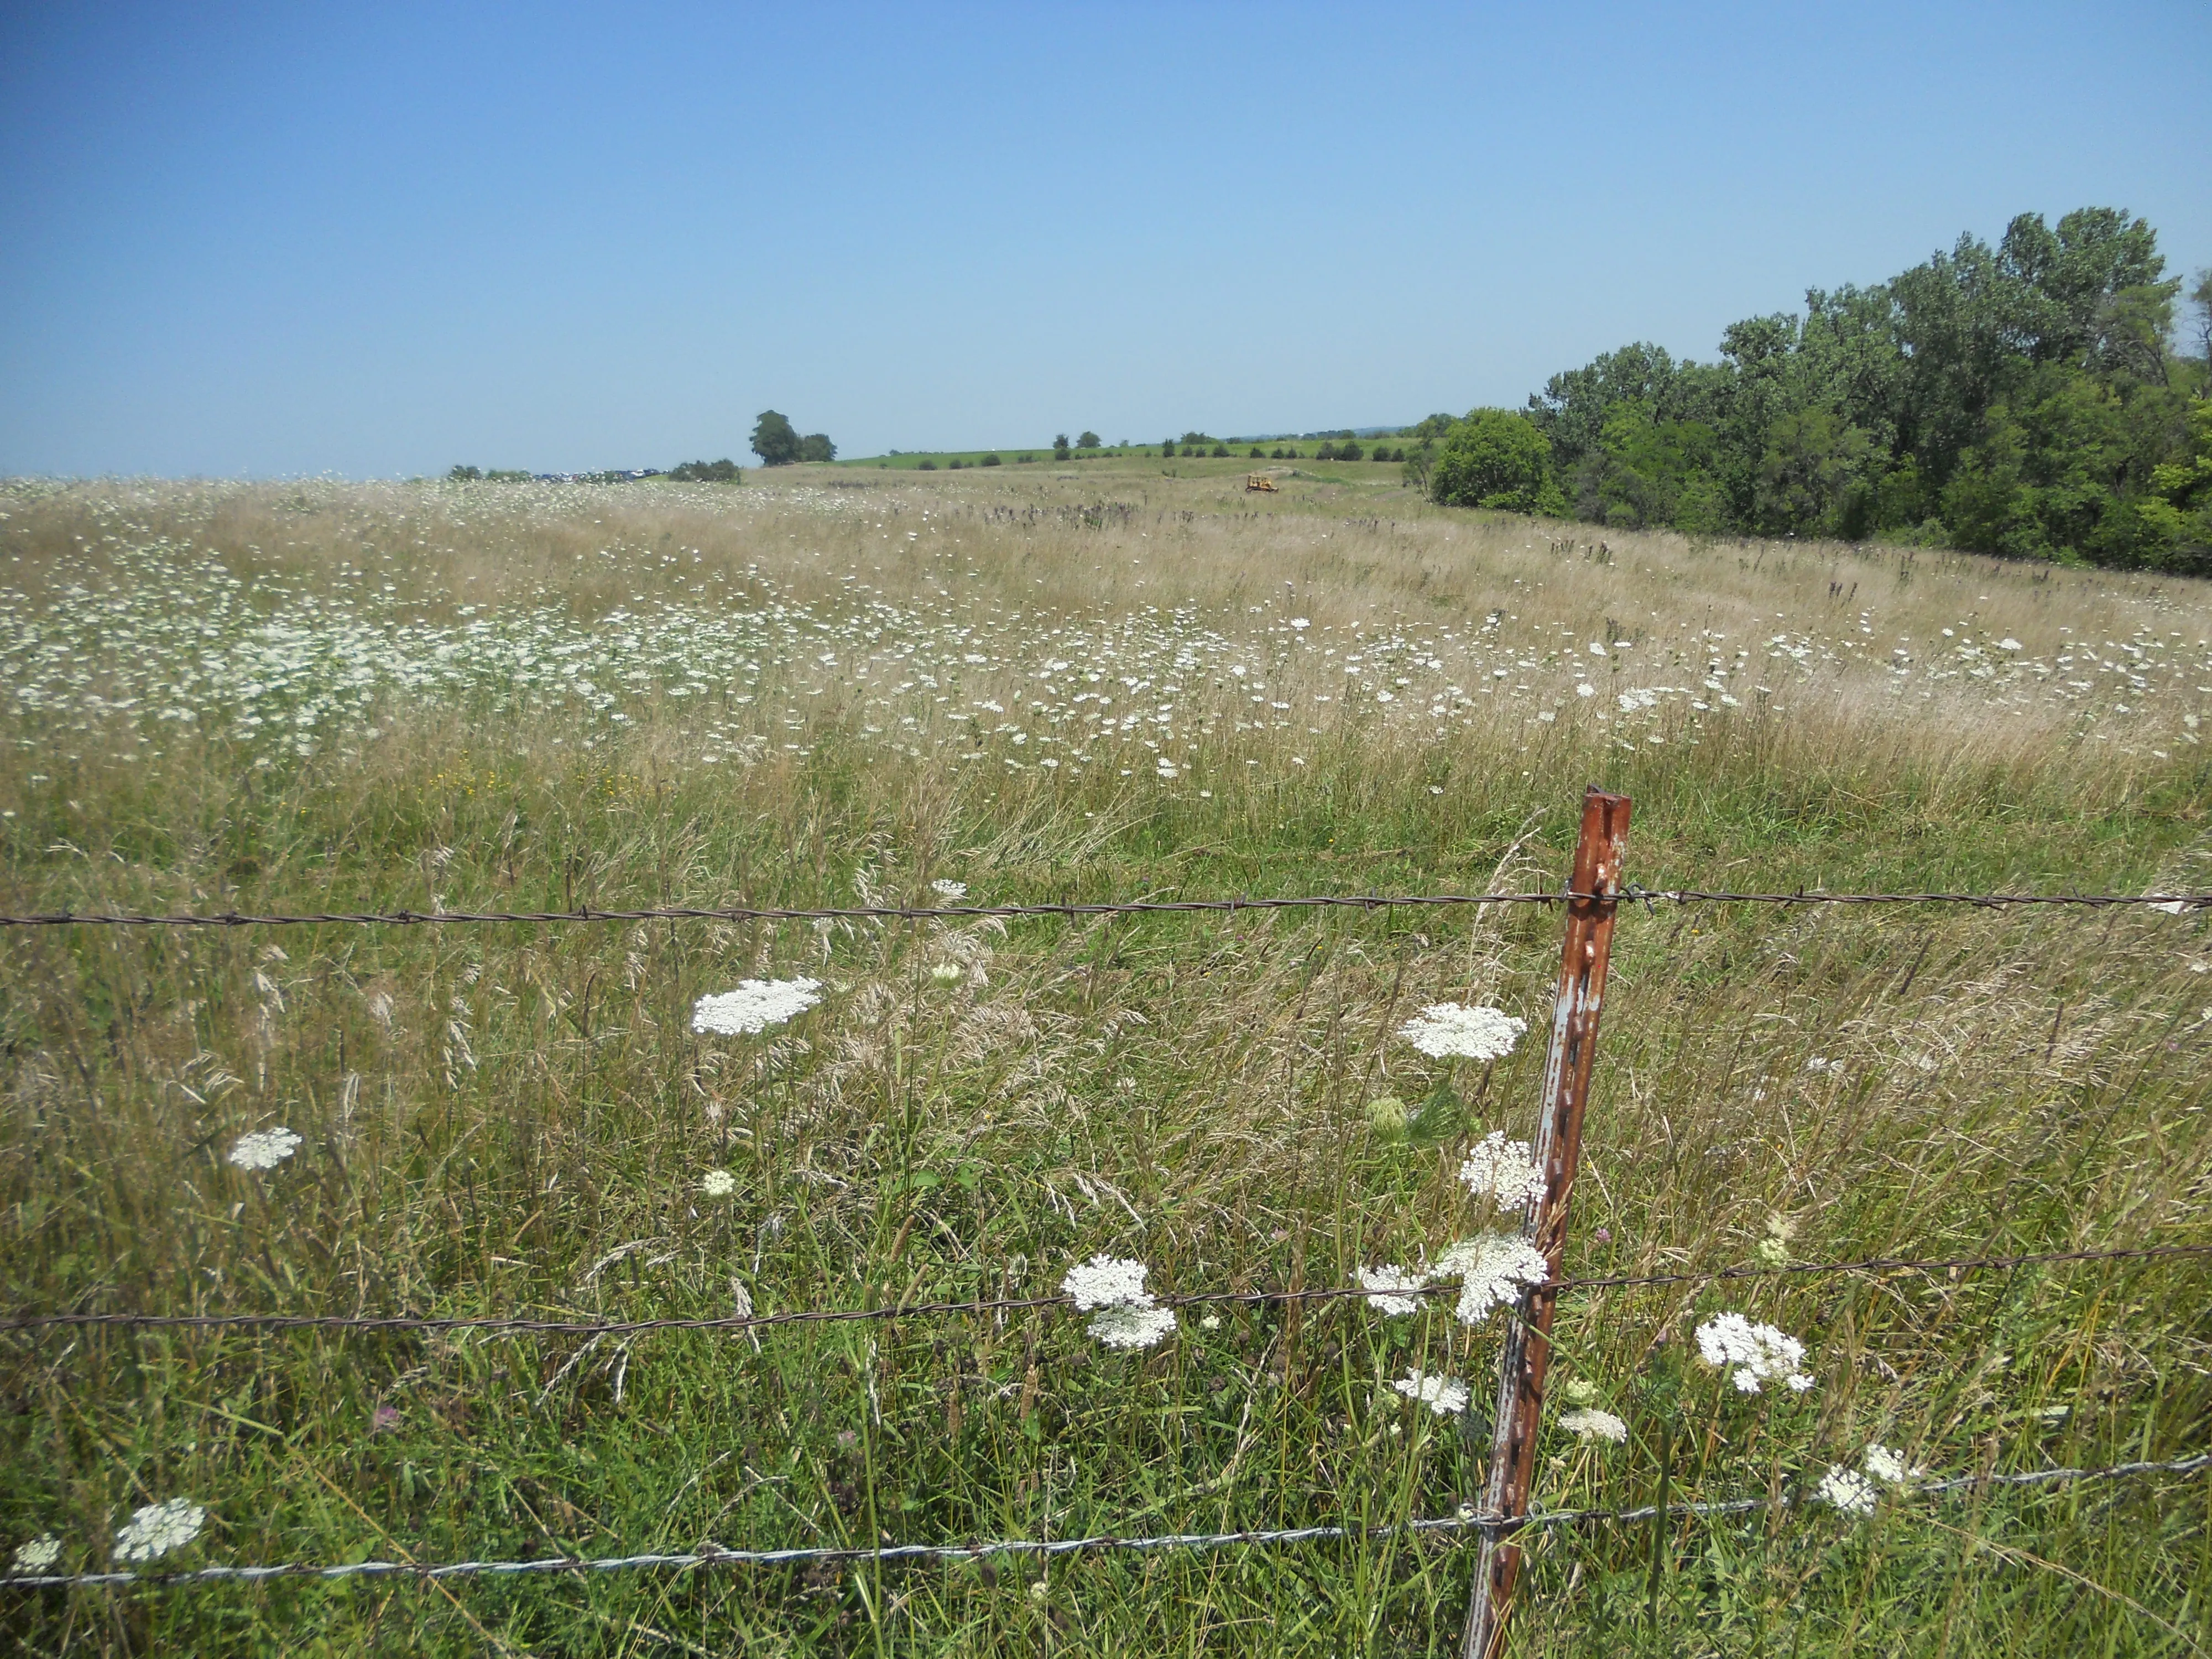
[2,458,2209,1655]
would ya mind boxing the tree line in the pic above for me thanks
[1416,208,2211,570]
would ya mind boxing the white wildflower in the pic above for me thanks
[226,1128,301,1171]
[1862,1443,1926,1488]
[1695,1312,1814,1394]
[10,1535,60,1573]
[1356,1265,1426,1316]
[929,962,964,987]
[699,1169,737,1198]
[691,977,822,1036]
[1996,638,2022,651]
[1399,1003,1527,1062]
[113,1498,205,1562]
[1061,1255,1152,1311]
[1088,1303,1177,1350]
[1394,1370,1470,1416]
[1198,1313,1221,1331]
[1432,1234,1550,1324]
[1817,1465,1877,1515]
[1459,1131,1543,1206]
[1560,1407,1628,1443]
[930,879,967,900]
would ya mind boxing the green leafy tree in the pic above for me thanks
[751,411,801,466]
[1076,431,1100,449]
[669,458,742,482]
[447,465,482,481]
[1428,409,1563,513]
[799,433,836,463]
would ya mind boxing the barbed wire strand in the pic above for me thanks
[8,1241,2205,1339]
[10,1451,2205,1592]
[0,889,2204,929]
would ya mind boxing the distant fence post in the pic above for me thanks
[1463,785,1632,1658]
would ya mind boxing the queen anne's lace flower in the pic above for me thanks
[691,978,822,1036]
[1695,1312,1814,1394]
[1399,1003,1527,1062]
[1393,1370,1470,1416]
[1459,1131,1543,1206]
[1061,1256,1151,1311]
[226,1128,301,1171]
[699,1170,737,1198]
[1817,1465,1877,1515]
[1432,1234,1550,1324]
[1561,1406,1628,1443]
[930,879,967,899]
[1862,1443,1927,1487]
[9,1535,60,1574]
[1062,1255,1175,1349]
[1088,1304,1177,1350]
[114,1498,205,1562]
[1356,1265,1425,1316]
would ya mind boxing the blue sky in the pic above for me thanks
[2,2,2205,477]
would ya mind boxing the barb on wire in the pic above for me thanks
[8,1451,2205,1593]
[6,1241,2205,1340]
[0,890,2204,930]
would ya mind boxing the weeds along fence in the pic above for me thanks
[4,785,2211,1655]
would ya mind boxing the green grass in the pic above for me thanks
[1,471,2208,1655]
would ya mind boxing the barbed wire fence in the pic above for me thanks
[4,805,2208,1647]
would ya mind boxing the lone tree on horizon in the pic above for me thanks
[752,410,801,466]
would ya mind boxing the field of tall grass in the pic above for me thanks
[2,461,2208,1655]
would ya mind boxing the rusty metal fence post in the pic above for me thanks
[1462,786,1632,1658]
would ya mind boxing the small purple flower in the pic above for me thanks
[372,1404,401,1434]
[1592,1227,1613,1244]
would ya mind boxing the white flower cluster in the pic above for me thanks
[1061,1255,1176,1350]
[691,977,822,1036]
[1860,1442,1927,1488]
[699,1169,737,1198]
[1459,1131,1543,1207]
[1393,1369,1470,1416]
[9,1535,60,1574]
[930,879,968,900]
[226,1128,301,1171]
[1695,1312,1814,1394]
[1817,1465,1878,1514]
[1560,1406,1629,1443]
[113,1498,205,1562]
[1819,1442,1931,1518]
[1355,1265,1427,1317]
[1431,1234,1551,1324]
[1399,1003,1527,1062]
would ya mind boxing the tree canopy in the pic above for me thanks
[750,411,801,467]
[1462,207,2209,570]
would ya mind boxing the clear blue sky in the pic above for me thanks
[2,2,2205,477]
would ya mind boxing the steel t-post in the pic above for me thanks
[1463,786,1632,1658]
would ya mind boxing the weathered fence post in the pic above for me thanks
[1462,785,1632,1658]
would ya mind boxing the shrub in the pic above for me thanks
[1339,441,1364,462]
[1429,409,1564,513]
[1211,443,1230,457]
[1250,446,1265,458]
[1316,442,1338,461]
[669,458,742,483]
[948,458,965,470]
[917,459,938,471]
[447,465,482,481]
[981,453,1001,466]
